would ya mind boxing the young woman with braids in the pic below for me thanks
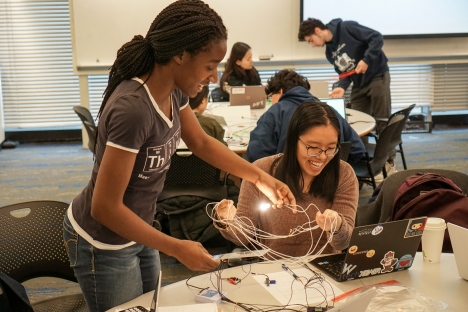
[219,42,262,100]
[62,1,295,310]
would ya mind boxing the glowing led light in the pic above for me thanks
[259,203,271,211]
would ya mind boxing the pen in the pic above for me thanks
[282,264,299,281]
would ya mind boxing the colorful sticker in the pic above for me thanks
[404,217,427,238]
[348,245,358,254]
[380,251,398,273]
[394,254,414,269]
[366,249,376,258]
[372,224,384,235]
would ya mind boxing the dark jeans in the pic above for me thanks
[351,71,395,163]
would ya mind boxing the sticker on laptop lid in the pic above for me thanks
[404,217,427,238]
[348,245,358,254]
[371,224,384,235]
[394,254,414,270]
[231,87,246,94]
[380,251,398,273]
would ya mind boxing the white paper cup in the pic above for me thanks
[421,217,446,263]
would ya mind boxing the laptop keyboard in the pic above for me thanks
[120,306,149,312]
[321,260,345,278]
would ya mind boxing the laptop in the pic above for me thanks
[447,223,468,280]
[309,81,330,99]
[320,98,347,120]
[229,85,266,109]
[120,271,162,312]
[311,218,427,282]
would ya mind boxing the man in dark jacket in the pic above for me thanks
[246,69,365,163]
[298,18,395,179]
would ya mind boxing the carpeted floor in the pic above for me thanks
[1,126,468,304]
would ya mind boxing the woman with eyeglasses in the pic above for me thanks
[214,101,358,257]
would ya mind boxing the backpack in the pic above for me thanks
[392,173,468,252]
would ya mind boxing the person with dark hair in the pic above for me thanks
[189,86,227,145]
[63,1,295,311]
[214,101,358,257]
[219,42,262,100]
[298,18,395,181]
[247,69,365,163]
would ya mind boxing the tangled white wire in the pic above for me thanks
[206,201,341,265]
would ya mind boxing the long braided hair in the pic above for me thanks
[98,0,227,118]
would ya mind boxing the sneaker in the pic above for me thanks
[374,162,398,184]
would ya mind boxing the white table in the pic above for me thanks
[180,104,375,154]
[109,253,466,312]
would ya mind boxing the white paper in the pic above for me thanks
[252,267,344,305]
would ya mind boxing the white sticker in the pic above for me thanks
[231,87,246,94]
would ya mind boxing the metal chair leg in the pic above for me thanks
[399,143,407,170]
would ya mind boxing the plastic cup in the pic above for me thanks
[421,217,446,263]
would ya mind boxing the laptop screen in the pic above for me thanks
[319,98,347,119]
[149,271,162,312]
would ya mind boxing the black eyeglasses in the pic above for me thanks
[298,138,339,157]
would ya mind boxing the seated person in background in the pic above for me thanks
[219,42,262,100]
[189,86,227,146]
[214,101,358,257]
[247,69,365,163]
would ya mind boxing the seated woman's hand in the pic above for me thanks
[316,209,343,232]
[215,199,237,221]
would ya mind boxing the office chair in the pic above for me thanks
[73,106,97,154]
[156,150,230,247]
[82,120,97,154]
[371,104,416,170]
[350,114,404,189]
[0,201,87,312]
[339,141,351,162]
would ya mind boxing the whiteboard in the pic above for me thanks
[70,0,468,72]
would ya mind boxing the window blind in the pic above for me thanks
[0,0,80,129]
[0,0,467,132]
[433,63,468,112]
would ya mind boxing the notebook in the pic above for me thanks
[319,98,347,120]
[311,218,427,282]
[447,223,468,280]
[229,85,266,109]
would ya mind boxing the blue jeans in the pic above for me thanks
[63,213,160,312]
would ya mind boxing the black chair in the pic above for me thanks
[158,150,228,202]
[372,104,416,170]
[0,201,87,311]
[73,106,97,154]
[350,114,404,189]
[82,120,97,154]
[155,150,231,247]
[356,169,468,227]
[339,141,351,162]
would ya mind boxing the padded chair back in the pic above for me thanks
[367,114,404,175]
[83,120,97,154]
[388,104,416,147]
[159,150,227,201]
[356,169,468,226]
[339,141,351,162]
[73,106,95,126]
[0,201,75,283]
